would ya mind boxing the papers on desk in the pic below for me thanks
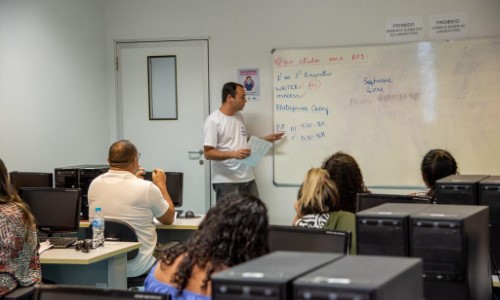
[240,136,272,167]
[38,240,53,254]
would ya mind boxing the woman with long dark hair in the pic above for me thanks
[144,192,269,299]
[0,159,41,296]
[321,151,370,213]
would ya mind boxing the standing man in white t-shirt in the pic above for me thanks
[203,82,284,202]
[88,139,175,278]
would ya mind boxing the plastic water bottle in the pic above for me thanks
[91,207,105,249]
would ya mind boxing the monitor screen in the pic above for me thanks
[9,171,53,192]
[19,187,81,236]
[268,225,350,254]
[356,193,432,212]
[144,171,183,207]
[34,285,167,300]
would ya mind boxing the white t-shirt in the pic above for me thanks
[88,170,169,277]
[203,109,254,184]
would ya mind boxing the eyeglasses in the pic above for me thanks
[75,240,91,253]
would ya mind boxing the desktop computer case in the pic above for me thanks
[409,205,491,300]
[212,251,343,300]
[435,174,489,205]
[293,255,423,300]
[479,175,500,275]
[356,203,433,257]
[55,164,109,219]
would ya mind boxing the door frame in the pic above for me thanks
[114,38,212,210]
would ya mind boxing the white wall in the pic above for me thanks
[2,0,500,224]
[0,0,109,172]
[106,0,500,224]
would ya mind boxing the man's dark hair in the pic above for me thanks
[221,82,243,103]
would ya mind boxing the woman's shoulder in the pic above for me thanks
[329,210,355,218]
[324,211,355,229]
[295,213,329,228]
[145,263,211,300]
[0,202,25,221]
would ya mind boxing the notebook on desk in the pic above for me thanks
[34,285,167,300]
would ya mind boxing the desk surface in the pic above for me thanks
[40,241,140,265]
[80,216,204,230]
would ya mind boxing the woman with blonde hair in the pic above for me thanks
[293,168,356,253]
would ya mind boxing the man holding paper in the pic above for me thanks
[203,82,284,202]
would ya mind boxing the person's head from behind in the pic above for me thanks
[107,139,140,171]
[161,192,269,293]
[0,158,36,230]
[321,151,367,213]
[296,168,338,218]
[421,149,458,191]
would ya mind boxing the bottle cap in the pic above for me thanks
[95,207,101,212]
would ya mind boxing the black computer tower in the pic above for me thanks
[435,174,489,205]
[409,205,491,300]
[356,203,433,256]
[54,165,108,219]
[293,255,423,300]
[212,251,343,300]
[479,175,500,275]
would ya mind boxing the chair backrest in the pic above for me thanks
[268,225,351,254]
[32,285,167,300]
[86,219,139,260]
[3,286,35,300]
[104,219,139,260]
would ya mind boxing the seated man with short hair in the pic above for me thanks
[88,139,175,277]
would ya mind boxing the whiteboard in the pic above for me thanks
[272,37,500,187]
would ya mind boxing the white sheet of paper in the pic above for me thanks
[38,241,53,254]
[240,136,272,167]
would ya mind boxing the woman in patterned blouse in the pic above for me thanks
[0,158,41,297]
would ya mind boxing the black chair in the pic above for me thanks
[103,219,140,260]
[2,286,35,300]
[31,284,168,300]
[90,219,179,290]
[85,218,142,288]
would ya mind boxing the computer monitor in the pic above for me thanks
[144,171,183,207]
[356,193,432,212]
[34,285,167,300]
[9,171,53,192]
[268,225,351,254]
[19,187,81,236]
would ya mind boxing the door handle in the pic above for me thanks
[188,150,204,164]
[188,150,203,155]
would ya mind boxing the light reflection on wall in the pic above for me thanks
[417,42,435,123]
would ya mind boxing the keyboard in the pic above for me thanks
[39,237,78,248]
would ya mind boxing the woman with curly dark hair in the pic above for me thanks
[0,159,41,296]
[321,151,370,213]
[144,192,269,299]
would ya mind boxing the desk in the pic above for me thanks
[40,242,140,289]
[80,216,204,243]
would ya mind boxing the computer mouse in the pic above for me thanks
[184,210,195,218]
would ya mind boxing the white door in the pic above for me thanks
[116,39,210,213]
